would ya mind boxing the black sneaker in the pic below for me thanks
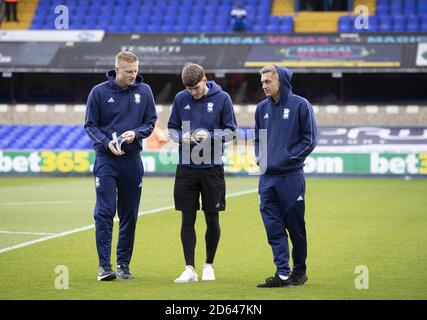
[289,272,308,286]
[117,264,134,280]
[257,274,292,288]
[97,265,116,281]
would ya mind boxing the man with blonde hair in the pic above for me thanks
[85,51,157,281]
[255,65,317,288]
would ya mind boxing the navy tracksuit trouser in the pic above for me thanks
[93,155,143,267]
[259,173,307,277]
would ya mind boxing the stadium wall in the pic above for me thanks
[1,104,426,127]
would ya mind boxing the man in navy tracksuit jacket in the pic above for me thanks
[255,65,317,288]
[84,51,157,281]
[168,63,236,283]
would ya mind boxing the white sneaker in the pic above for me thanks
[174,266,198,283]
[202,263,215,281]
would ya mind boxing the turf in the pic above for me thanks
[0,176,426,300]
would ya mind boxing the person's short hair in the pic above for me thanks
[260,65,278,76]
[115,51,138,66]
[182,63,205,87]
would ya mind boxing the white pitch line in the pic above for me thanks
[0,199,177,206]
[0,200,94,206]
[0,231,57,236]
[0,188,257,255]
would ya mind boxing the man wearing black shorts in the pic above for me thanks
[168,64,237,283]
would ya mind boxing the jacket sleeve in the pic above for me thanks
[254,105,260,165]
[167,96,182,143]
[288,100,318,161]
[134,86,157,140]
[84,87,110,151]
[212,94,237,143]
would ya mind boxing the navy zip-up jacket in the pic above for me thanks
[168,81,237,168]
[255,66,317,175]
[84,70,157,158]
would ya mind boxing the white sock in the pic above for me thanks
[278,274,289,280]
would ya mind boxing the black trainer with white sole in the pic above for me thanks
[116,264,134,280]
[257,274,292,288]
[97,265,116,281]
[289,272,308,286]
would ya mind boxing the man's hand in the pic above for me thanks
[183,132,191,144]
[121,131,136,144]
[193,129,209,142]
[108,140,125,156]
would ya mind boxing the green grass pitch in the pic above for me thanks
[0,176,426,300]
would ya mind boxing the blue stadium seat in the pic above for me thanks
[338,22,351,32]
[403,5,416,15]
[147,22,161,33]
[105,25,120,32]
[392,14,406,32]
[149,13,164,24]
[181,0,194,6]
[166,6,179,15]
[339,15,351,24]
[187,24,201,33]
[267,16,281,26]
[160,23,175,33]
[164,14,177,24]
[252,24,266,33]
[392,14,406,24]
[377,0,389,5]
[379,16,392,32]
[132,24,148,33]
[200,24,214,33]
[375,6,389,16]
[69,17,84,28]
[280,22,293,33]
[419,2,427,14]
[392,22,405,32]
[213,25,227,33]
[173,24,187,32]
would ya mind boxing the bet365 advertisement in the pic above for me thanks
[0,150,426,176]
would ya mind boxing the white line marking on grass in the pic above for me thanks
[226,189,257,197]
[0,199,180,206]
[0,231,57,236]
[0,200,93,206]
[0,188,257,255]
[0,225,95,254]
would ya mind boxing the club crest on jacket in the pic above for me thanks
[207,102,214,112]
[283,108,290,119]
[134,93,141,104]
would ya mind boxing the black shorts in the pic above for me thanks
[174,165,226,213]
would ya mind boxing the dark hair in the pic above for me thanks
[181,63,205,87]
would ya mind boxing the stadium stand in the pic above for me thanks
[0,124,91,150]
[1,103,426,151]
[23,0,295,33]
[2,0,426,34]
